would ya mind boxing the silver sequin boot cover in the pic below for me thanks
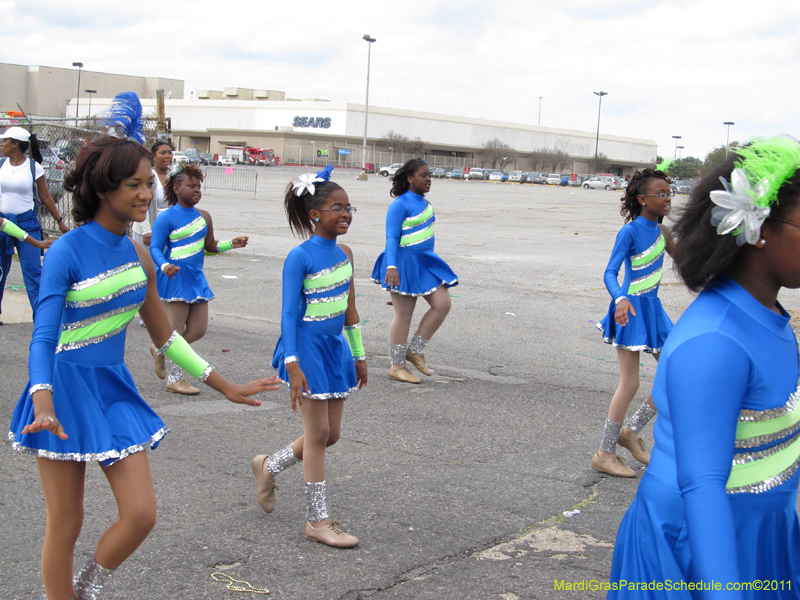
[74,556,115,600]
[389,343,407,366]
[408,332,429,355]
[625,400,657,433]
[167,362,183,384]
[599,418,623,455]
[305,481,329,522]
[267,443,301,475]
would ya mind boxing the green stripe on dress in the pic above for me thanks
[726,434,800,491]
[304,296,348,319]
[169,216,206,240]
[304,262,353,292]
[65,267,147,303]
[58,307,140,347]
[627,268,662,295]
[171,238,205,260]
[400,224,434,246]
[402,204,433,229]
[631,235,665,269]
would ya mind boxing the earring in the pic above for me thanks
[101,195,106,199]
[315,218,319,222]
[759,239,766,246]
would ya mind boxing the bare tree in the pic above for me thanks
[381,131,426,156]
[482,138,515,169]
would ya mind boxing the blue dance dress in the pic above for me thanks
[8,221,168,467]
[608,276,800,599]
[371,190,458,296]
[150,204,214,303]
[597,216,673,353]
[271,235,357,400]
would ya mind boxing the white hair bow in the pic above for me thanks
[710,168,771,246]
[291,173,325,197]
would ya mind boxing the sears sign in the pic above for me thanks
[293,116,331,129]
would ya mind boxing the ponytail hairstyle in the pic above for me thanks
[17,133,44,164]
[165,164,204,206]
[284,165,343,238]
[391,158,428,198]
[64,136,153,225]
[619,168,671,223]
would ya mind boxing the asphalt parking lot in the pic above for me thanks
[2,166,799,600]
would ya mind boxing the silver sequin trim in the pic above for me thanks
[599,418,623,455]
[400,226,434,246]
[157,331,179,356]
[59,303,142,333]
[69,262,141,291]
[284,356,298,365]
[199,365,214,382]
[29,384,53,395]
[372,278,458,297]
[305,259,350,281]
[732,431,800,465]
[353,356,367,362]
[302,309,346,322]
[304,276,352,295]
[408,332,429,355]
[74,556,115,600]
[631,250,665,271]
[160,295,214,304]
[277,378,357,400]
[727,452,800,494]
[66,281,147,309]
[735,420,800,449]
[402,203,434,230]
[306,290,348,305]
[7,427,169,464]
[267,443,301,475]
[305,480,329,522]
[596,323,662,354]
[390,343,407,365]
[630,234,665,271]
[56,318,139,353]
[628,268,662,296]
[739,388,800,422]
[344,323,362,331]
[626,400,657,433]
[170,216,205,240]
[169,239,205,260]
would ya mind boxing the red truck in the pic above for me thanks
[246,147,276,166]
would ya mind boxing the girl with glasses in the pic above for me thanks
[371,158,458,383]
[251,165,367,548]
[592,166,675,477]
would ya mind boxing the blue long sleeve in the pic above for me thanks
[667,333,748,598]
[149,210,170,269]
[383,201,407,267]
[28,240,74,389]
[279,246,313,360]
[603,226,634,301]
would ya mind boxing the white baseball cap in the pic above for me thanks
[0,127,31,142]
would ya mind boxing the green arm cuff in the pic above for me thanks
[0,219,28,241]
[216,240,234,253]
[344,323,366,360]
[159,331,214,380]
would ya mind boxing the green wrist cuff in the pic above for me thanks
[344,323,365,358]
[0,219,28,241]
[217,240,234,253]
[158,331,214,380]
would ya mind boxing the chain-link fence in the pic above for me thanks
[0,116,164,236]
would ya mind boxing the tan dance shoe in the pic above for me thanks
[591,452,636,478]
[388,366,421,384]
[251,455,278,513]
[150,344,167,380]
[305,520,359,548]
[165,379,200,395]
[617,428,650,465]
[406,349,433,376]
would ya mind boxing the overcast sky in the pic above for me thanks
[3,0,799,160]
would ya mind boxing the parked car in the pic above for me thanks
[199,153,216,165]
[379,163,403,177]
[172,151,189,166]
[583,176,622,190]
[186,154,201,165]
[567,175,584,187]
[40,146,65,200]
[431,167,446,178]
[674,179,695,195]
[217,156,234,166]
[524,172,544,184]
[450,167,464,180]
[545,173,561,185]
[508,170,524,183]
[488,170,508,182]
[467,168,487,181]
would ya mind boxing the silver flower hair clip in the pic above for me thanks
[709,168,771,246]
[291,173,325,197]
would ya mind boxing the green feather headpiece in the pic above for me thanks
[654,157,673,174]
[733,136,800,208]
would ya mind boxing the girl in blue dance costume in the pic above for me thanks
[371,159,458,384]
[609,137,800,599]
[592,165,676,477]
[251,166,367,548]
[8,137,278,600]
[149,164,249,395]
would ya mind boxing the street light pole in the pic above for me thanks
[72,62,83,123]
[676,146,684,160]
[85,89,97,117]
[672,135,682,160]
[723,121,735,158]
[362,35,376,176]
[593,91,607,175]
[538,96,543,126]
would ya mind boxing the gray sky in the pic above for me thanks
[4,0,799,161]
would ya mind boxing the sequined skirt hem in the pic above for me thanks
[160,296,214,304]
[370,278,458,297]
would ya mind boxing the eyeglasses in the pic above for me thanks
[639,192,673,201]
[318,206,357,215]
[771,217,800,230]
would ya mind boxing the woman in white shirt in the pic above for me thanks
[131,141,173,245]
[0,127,68,323]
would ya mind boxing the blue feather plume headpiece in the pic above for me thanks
[315,164,334,181]
[103,92,146,144]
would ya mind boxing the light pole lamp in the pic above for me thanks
[676,145,684,160]
[85,89,97,117]
[72,62,83,122]
[388,146,393,164]
[723,121,735,158]
[362,34,376,174]
[672,135,682,160]
[538,96,543,126]
[593,91,607,174]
